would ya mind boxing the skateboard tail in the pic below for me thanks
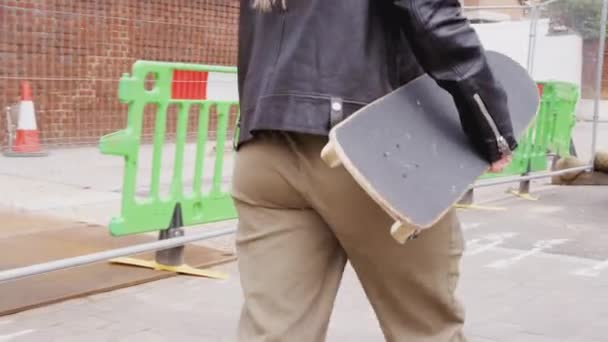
[322,131,425,244]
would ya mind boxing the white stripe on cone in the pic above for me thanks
[16,101,37,130]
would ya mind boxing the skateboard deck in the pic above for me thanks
[321,51,540,244]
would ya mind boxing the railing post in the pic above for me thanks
[591,0,608,161]
[155,204,185,267]
[459,188,475,206]
[526,4,540,74]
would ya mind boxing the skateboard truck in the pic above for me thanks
[321,141,342,168]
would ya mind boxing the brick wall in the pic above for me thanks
[0,0,240,148]
[2,0,605,150]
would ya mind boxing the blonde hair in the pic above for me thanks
[252,0,286,11]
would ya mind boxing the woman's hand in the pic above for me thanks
[489,154,512,173]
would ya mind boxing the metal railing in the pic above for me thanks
[0,226,236,283]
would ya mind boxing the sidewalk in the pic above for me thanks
[0,123,607,341]
[1,185,608,342]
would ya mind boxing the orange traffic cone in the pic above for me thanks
[4,81,47,157]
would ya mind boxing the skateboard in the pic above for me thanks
[321,51,540,244]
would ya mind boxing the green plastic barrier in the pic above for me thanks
[479,80,579,179]
[529,83,552,172]
[99,61,239,236]
[542,81,580,158]
[478,85,542,180]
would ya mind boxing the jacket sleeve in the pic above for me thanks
[392,0,518,163]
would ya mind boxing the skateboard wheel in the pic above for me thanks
[390,221,418,244]
[321,142,342,168]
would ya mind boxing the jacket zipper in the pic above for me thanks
[472,93,510,156]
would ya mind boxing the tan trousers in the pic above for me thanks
[231,131,466,342]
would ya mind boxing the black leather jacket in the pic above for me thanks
[236,0,518,162]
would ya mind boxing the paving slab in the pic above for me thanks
[0,123,607,341]
[2,184,608,341]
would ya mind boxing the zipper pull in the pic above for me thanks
[473,93,511,158]
[233,118,241,150]
[497,136,511,156]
